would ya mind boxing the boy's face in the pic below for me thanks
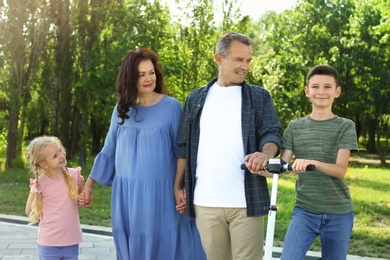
[304,74,341,109]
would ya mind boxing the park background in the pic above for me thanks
[0,0,389,258]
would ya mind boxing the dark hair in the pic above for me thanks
[215,32,252,58]
[116,48,168,125]
[306,64,339,86]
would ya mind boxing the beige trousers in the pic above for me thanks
[194,205,264,260]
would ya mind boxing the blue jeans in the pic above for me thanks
[281,206,353,260]
[38,244,79,260]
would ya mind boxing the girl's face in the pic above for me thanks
[39,142,67,170]
[137,59,156,96]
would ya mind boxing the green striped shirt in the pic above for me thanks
[282,116,358,214]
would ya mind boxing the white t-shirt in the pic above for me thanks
[194,83,246,208]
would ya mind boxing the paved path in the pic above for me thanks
[0,214,387,260]
[0,215,116,260]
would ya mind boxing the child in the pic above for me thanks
[280,65,358,260]
[25,136,84,260]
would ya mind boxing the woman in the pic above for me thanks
[79,48,205,260]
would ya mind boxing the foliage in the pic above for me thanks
[249,0,389,157]
[0,0,389,168]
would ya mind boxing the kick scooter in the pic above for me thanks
[242,159,315,259]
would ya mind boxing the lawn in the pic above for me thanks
[270,163,390,258]
[0,155,389,258]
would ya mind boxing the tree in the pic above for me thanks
[2,0,47,168]
[346,0,390,155]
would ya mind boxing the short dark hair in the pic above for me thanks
[306,65,339,86]
[215,32,251,58]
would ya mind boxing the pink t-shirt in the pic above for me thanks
[30,167,84,246]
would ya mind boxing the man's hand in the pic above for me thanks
[174,187,187,214]
[243,152,270,175]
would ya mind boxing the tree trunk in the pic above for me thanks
[378,122,389,165]
[52,0,73,149]
[366,118,376,153]
[90,116,103,154]
[78,111,88,166]
[5,1,24,168]
[6,106,19,168]
[69,104,80,160]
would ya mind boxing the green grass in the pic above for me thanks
[268,163,390,258]
[0,159,113,227]
[0,156,389,258]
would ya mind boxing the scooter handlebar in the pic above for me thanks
[240,161,316,173]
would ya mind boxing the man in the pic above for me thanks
[174,32,281,260]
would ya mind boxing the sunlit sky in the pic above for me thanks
[166,0,297,22]
[240,0,296,20]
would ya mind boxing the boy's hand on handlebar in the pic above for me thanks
[290,159,316,175]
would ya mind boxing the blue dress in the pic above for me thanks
[90,96,205,260]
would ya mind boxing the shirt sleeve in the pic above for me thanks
[256,89,282,154]
[281,122,294,151]
[338,119,359,151]
[29,178,41,193]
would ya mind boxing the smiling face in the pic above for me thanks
[304,74,341,110]
[137,59,156,96]
[215,40,252,87]
[39,141,67,170]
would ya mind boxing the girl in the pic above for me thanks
[25,136,84,260]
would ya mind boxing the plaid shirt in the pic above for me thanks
[177,78,282,217]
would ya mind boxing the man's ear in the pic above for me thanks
[215,53,222,65]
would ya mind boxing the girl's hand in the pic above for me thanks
[78,187,92,207]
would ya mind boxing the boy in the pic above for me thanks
[280,65,358,260]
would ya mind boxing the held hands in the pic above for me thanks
[78,186,93,207]
[174,187,186,215]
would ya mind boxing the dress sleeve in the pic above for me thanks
[90,152,115,186]
[89,106,118,186]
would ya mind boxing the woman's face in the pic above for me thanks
[137,59,156,96]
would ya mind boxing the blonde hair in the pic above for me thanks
[26,136,79,224]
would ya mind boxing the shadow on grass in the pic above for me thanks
[347,177,390,193]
